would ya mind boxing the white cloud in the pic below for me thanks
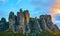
[0,0,8,3]
[0,0,5,1]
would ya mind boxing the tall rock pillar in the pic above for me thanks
[17,9,25,34]
[9,11,15,32]
[23,10,30,33]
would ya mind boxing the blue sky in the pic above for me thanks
[0,0,60,28]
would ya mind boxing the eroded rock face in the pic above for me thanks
[23,10,30,33]
[52,24,59,32]
[9,12,15,32]
[16,9,31,34]
[7,9,59,34]
[34,17,42,33]
[39,15,56,31]
[23,10,30,23]
[17,9,25,34]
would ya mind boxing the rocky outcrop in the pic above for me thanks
[23,10,30,33]
[8,9,59,33]
[0,9,59,34]
[9,11,16,32]
[39,15,59,32]
[40,15,50,31]
[34,17,42,33]
[52,24,59,32]
[23,10,30,23]
[16,9,30,34]
[17,9,25,34]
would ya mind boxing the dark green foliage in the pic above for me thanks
[38,31,55,36]
[1,17,6,22]
[0,31,58,36]
[0,30,25,36]
[0,17,9,32]
[29,18,35,33]
[38,18,45,31]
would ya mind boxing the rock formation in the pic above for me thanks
[17,9,25,34]
[40,15,50,31]
[34,17,42,33]
[52,24,59,32]
[23,10,30,33]
[9,11,16,32]
[0,9,59,34]
[39,15,59,32]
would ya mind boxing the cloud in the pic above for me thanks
[31,0,54,14]
[0,0,8,3]
[0,0,8,7]
[31,0,54,6]
[50,0,60,20]
[55,14,60,21]
[30,0,55,18]
[50,0,60,28]
[0,0,5,2]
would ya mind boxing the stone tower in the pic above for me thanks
[23,10,30,33]
[17,9,25,34]
[9,11,15,32]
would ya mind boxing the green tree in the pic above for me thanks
[1,17,6,22]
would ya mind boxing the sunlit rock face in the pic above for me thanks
[34,17,42,33]
[23,10,30,33]
[9,12,15,32]
[39,15,54,31]
[17,9,25,34]
[23,10,30,23]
